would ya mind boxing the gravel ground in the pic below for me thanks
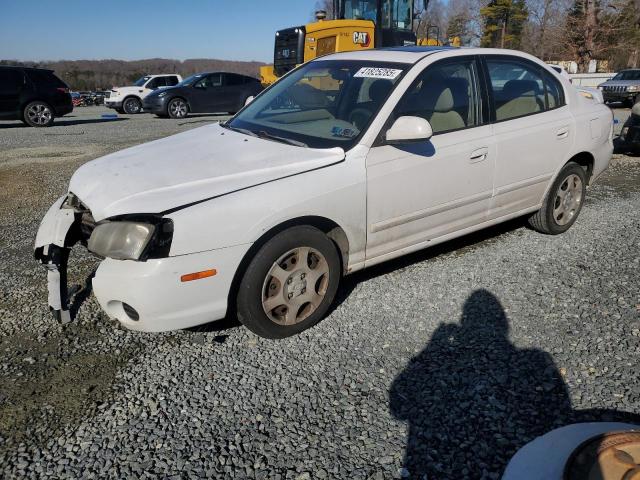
[0,106,639,479]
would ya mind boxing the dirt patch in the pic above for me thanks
[0,325,141,452]
[0,145,106,168]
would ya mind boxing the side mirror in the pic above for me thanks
[386,116,433,143]
[245,96,254,106]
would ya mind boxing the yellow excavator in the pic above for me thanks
[260,0,429,86]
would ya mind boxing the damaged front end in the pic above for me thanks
[34,193,96,323]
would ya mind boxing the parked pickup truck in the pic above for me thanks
[598,69,640,107]
[104,74,182,114]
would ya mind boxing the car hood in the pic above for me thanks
[69,123,345,221]
[145,85,186,99]
[601,80,639,87]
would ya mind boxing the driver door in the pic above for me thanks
[191,73,223,113]
[365,57,496,263]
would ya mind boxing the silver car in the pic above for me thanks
[598,69,640,107]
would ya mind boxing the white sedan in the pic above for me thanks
[35,47,613,338]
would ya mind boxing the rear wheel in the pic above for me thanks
[236,226,341,339]
[167,98,188,119]
[23,101,54,127]
[122,97,142,114]
[528,162,586,234]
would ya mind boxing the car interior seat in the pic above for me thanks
[496,79,544,120]
[414,78,466,132]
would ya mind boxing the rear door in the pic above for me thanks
[0,68,24,117]
[483,55,574,219]
[222,73,250,112]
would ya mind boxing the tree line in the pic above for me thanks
[0,58,266,91]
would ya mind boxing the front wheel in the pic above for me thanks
[23,101,54,127]
[236,226,341,339]
[167,98,188,119]
[528,162,587,234]
[122,97,142,114]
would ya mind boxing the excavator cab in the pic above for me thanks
[260,0,426,86]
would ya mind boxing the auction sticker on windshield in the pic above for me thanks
[354,67,403,79]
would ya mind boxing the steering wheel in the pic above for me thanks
[348,108,373,131]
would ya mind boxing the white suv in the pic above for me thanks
[36,48,612,338]
[104,74,182,114]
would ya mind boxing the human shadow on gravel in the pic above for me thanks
[389,289,640,479]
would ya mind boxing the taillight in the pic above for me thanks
[56,87,70,94]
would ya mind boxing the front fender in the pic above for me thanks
[166,148,368,271]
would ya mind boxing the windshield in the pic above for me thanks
[343,0,378,21]
[342,0,413,30]
[386,0,412,29]
[178,74,204,86]
[228,60,408,149]
[133,75,152,86]
[613,70,640,81]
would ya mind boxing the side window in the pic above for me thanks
[210,74,223,87]
[393,58,480,134]
[165,76,179,86]
[0,69,24,94]
[543,70,564,109]
[146,77,166,89]
[486,58,547,121]
[195,74,222,89]
[224,74,244,86]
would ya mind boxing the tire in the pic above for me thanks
[528,162,587,235]
[23,101,54,127]
[167,98,189,119]
[122,97,142,114]
[236,226,341,339]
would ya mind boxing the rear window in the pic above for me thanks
[25,70,67,88]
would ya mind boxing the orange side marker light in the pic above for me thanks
[181,269,217,282]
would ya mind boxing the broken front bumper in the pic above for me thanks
[34,195,248,331]
[34,195,83,323]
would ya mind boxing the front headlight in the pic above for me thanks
[88,222,155,260]
[627,85,640,92]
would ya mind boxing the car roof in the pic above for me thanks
[318,47,540,65]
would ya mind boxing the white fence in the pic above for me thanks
[568,73,615,87]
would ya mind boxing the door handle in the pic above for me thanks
[469,147,489,163]
[556,126,569,139]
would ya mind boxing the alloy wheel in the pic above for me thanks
[124,98,141,114]
[261,247,330,326]
[169,99,188,118]
[553,173,583,226]
[26,103,52,125]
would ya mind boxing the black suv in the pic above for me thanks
[0,66,73,127]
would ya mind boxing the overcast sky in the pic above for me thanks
[0,0,320,62]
